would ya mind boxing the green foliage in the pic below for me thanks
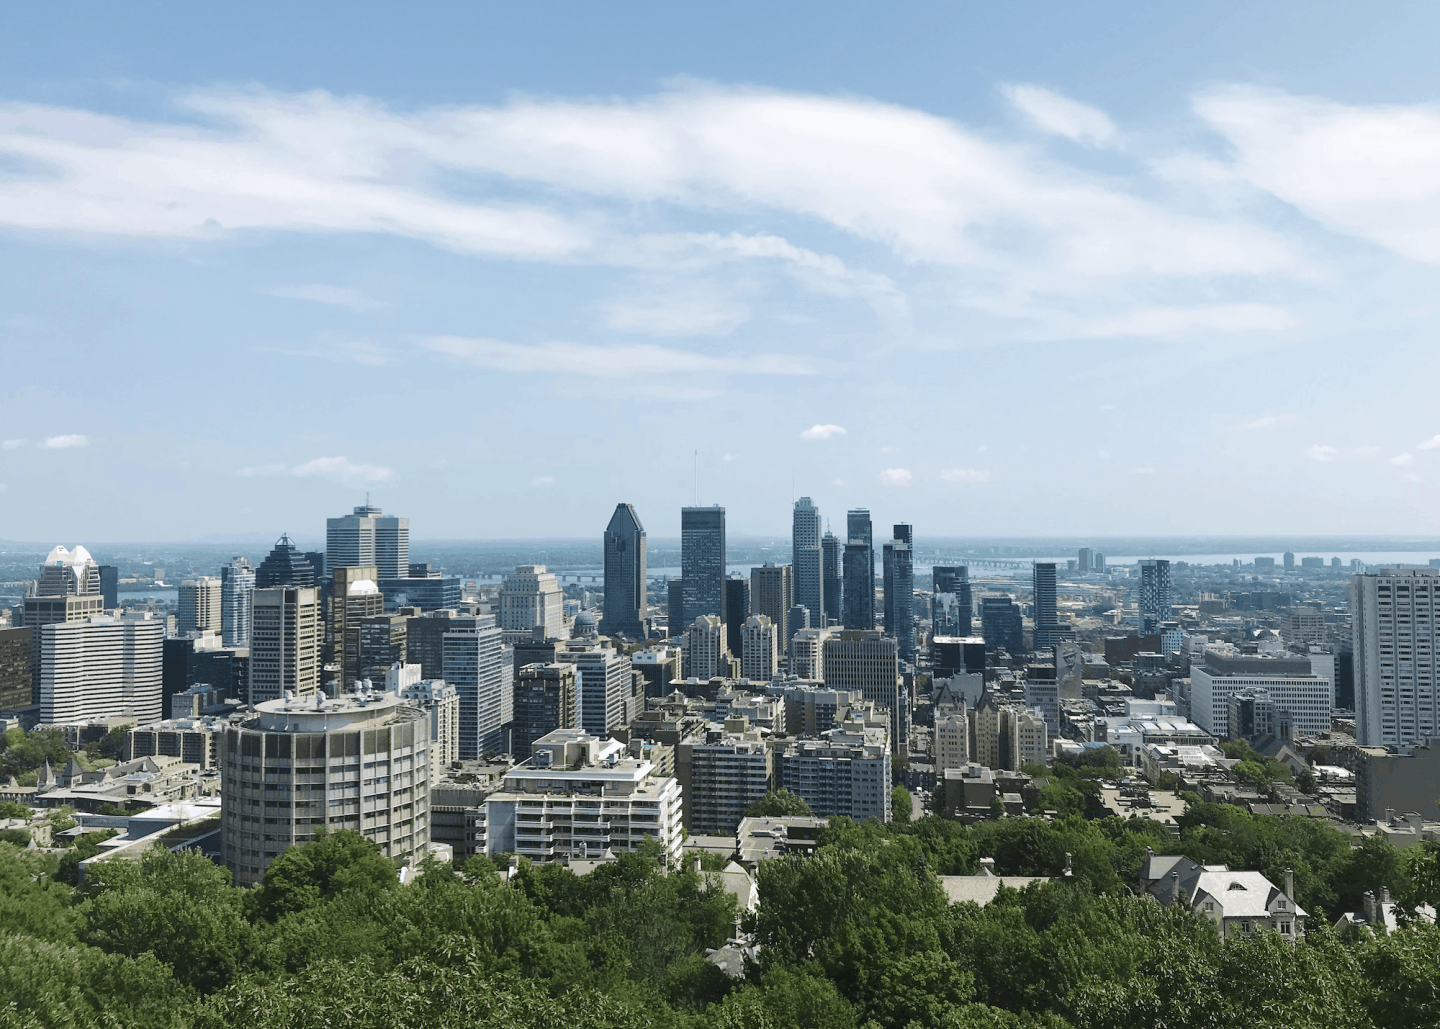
[744,788,813,818]
[892,785,913,823]
[56,829,117,886]
[83,726,129,762]
[0,800,32,819]
[0,727,74,782]
[248,827,398,922]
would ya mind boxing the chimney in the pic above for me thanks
[1284,867,1294,901]
[1386,807,1396,823]
[1381,886,1391,906]
[693,854,703,873]
[1169,870,1181,906]
[1064,852,1074,877]
[979,857,996,877]
[506,856,518,881]
[1363,890,1376,925]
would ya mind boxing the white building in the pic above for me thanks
[40,614,163,725]
[391,673,461,770]
[480,729,683,864]
[557,642,633,738]
[1016,708,1049,768]
[178,577,222,635]
[686,615,726,679]
[776,722,891,823]
[220,557,255,648]
[443,618,510,758]
[249,587,322,704]
[1353,568,1440,747]
[789,627,834,680]
[1141,854,1306,939]
[1189,644,1331,738]
[935,708,970,772]
[499,565,567,637]
[326,504,409,580]
[741,615,779,682]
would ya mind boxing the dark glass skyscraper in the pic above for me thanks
[681,506,726,624]
[821,531,844,628]
[1139,559,1173,634]
[981,596,1024,654]
[933,566,972,637]
[842,509,874,630]
[792,497,823,627]
[600,502,648,638]
[255,534,319,589]
[883,523,915,661]
[1033,562,1061,651]
[724,575,751,657]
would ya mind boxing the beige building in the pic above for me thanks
[249,587,321,703]
[331,566,384,690]
[741,615,779,682]
[822,630,904,752]
[499,565,567,637]
[789,627,834,680]
[751,564,794,645]
[935,708,970,772]
[686,615,726,680]
[178,577,222,635]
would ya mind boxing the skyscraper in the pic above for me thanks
[500,565,566,637]
[255,534,319,589]
[751,563,794,648]
[600,503,648,639]
[933,566,971,637]
[24,546,105,705]
[667,579,685,637]
[98,565,119,609]
[980,596,1024,655]
[1353,568,1440,747]
[792,497,824,627]
[220,557,256,648]
[331,566,384,689]
[1138,559,1173,634]
[681,506,726,624]
[248,587,321,704]
[843,510,874,630]
[1077,548,1093,573]
[882,524,915,662]
[822,531,844,628]
[1032,562,1069,651]
[178,576,222,635]
[326,504,410,579]
[724,575,751,657]
[741,615,779,681]
[512,663,577,760]
[39,615,163,724]
[443,615,510,757]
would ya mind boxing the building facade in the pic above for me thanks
[751,563,793,647]
[681,506,727,624]
[1353,568,1440,747]
[443,617,511,758]
[792,497,824,628]
[499,565,566,636]
[777,724,891,822]
[741,615,779,682]
[178,577,222,635]
[933,566,972,638]
[1189,646,1331,738]
[39,615,163,725]
[822,629,903,751]
[248,587,322,704]
[843,510,874,630]
[600,503,648,639]
[220,557,256,648]
[883,524,915,662]
[822,531,844,628]
[512,662,577,759]
[685,615,726,680]
[1139,559,1173,635]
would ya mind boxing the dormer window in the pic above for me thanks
[1276,900,1286,909]
[1227,882,1247,890]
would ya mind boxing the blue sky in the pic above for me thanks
[6,1,1440,541]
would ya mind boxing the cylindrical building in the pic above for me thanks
[221,690,431,887]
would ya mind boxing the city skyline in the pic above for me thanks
[9,4,1440,539]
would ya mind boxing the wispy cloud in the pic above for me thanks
[1308,444,1379,462]
[940,468,990,484]
[1,439,24,450]
[1390,453,1415,466]
[423,336,813,378]
[530,475,556,487]
[602,288,750,337]
[878,468,912,487]
[41,434,89,449]
[800,424,848,441]
[265,284,386,311]
[254,336,394,366]
[1068,303,1295,340]
[1004,84,1119,148]
[239,457,393,485]
[1418,435,1440,451]
[1244,414,1296,431]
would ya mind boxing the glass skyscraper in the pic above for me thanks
[842,509,874,630]
[681,506,727,624]
[792,497,823,627]
[822,531,844,628]
[600,502,648,638]
[883,523,915,662]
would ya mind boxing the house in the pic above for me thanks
[1140,850,1306,939]
[1334,887,1435,933]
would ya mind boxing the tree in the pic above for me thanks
[0,800,31,819]
[745,789,813,819]
[249,828,398,922]
[892,786,913,824]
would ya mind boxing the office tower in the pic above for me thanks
[792,497,824,627]
[681,506,727,623]
[405,610,473,679]
[500,565,566,636]
[443,616,510,757]
[667,579,685,636]
[1190,644,1331,738]
[355,614,407,685]
[600,503,648,638]
[842,542,874,630]
[331,566,383,688]
[751,563,793,646]
[933,566,971,637]
[1353,568,1440,747]
[39,615,163,724]
[327,503,406,577]
[178,576,222,635]
[1138,559,1173,634]
[980,596,1024,654]
[512,663,577,759]
[0,627,31,712]
[789,626,834,680]
[882,524,915,662]
[221,691,432,887]
[255,534,319,589]
[248,587,321,703]
[220,557,256,648]
[98,565,118,609]
[24,546,106,705]
[822,629,904,751]
[724,575,751,657]
[822,531,844,627]
[557,642,632,737]
[1076,548,1091,574]
[787,603,810,654]
[685,615,726,680]
[741,615,779,681]
[1032,562,1071,651]
[1283,551,1296,571]
[378,564,462,612]
[1094,553,1107,573]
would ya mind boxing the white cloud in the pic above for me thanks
[800,424,847,441]
[722,452,735,461]
[1404,472,1424,483]
[254,337,394,366]
[833,478,846,486]
[878,467,913,487]
[602,288,750,337]
[1,439,24,449]
[1391,453,1415,466]
[1004,84,1119,148]
[0,484,7,492]
[1419,435,1440,451]
[940,468,990,484]
[1128,466,1157,476]
[41,434,89,449]
[239,457,392,485]
[1308,444,1379,462]
[530,475,556,487]
[423,336,813,378]
[1068,303,1295,339]
[265,284,385,311]
[1244,414,1296,430]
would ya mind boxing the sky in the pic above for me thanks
[6,1,1440,541]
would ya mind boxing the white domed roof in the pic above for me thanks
[44,545,71,566]
[43,544,95,567]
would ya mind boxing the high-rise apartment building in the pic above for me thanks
[776,724,891,822]
[443,616,511,757]
[792,497,824,627]
[39,614,163,724]
[499,565,566,636]
[326,504,410,580]
[1353,568,1440,747]
[178,576,222,635]
[724,575,751,658]
[822,629,904,751]
[933,566,971,638]
[1077,548,1093,573]
[751,563,793,646]
[220,557,256,648]
[1032,562,1072,651]
[512,662,577,760]
[248,587,321,704]
[684,734,774,833]
[681,506,726,623]
[556,642,632,737]
[789,627,834,680]
[741,615,779,681]
[1139,559,1173,634]
[822,531,844,627]
[685,615,726,680]
[255,535,321,589]
[600,503,648,639]
[883,524,915,662]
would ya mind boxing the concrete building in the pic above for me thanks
[822,630,904,751]
[1356,738,1440,821]
[1016,708,1049,768]
[125,716,225,768]
[354,614,408,686]
[972,692,1021,771]
[39,614,163,725]
[512,662,577,760]
[36,544,102,597]
[631,647,683,699]
[479,728,683,865]
[768,684,872,736]
[1032,562,1071,651]
[792,497,824,630]
[443,616,511,758]
[740,615,779,682]
[1353,568,1440,747]
[499,565,566,637]
[883,524,915,662]
[1281,606,1328,647]
[220,557,256,648]
[751,563,794,648]
[685,615,727,680]
[24,545,106,705]
[1189,644,1331,738]
[331,566,384,689]
[327,504,409,580]
[1139,559,1173,635]
[248,587,321,704]
[600,503,648,639]
[776,723,891,822]
[789,627,834,680]
[220,690,432,887]
[557,641,633,738]
[683,733,773,833]
[681,506,727,623]
[178,577,222,635]
[980,597,1024,655]
[390,677,461,771]
[935,707,970,773]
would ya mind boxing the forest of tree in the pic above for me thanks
[4,805,1440,1028]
